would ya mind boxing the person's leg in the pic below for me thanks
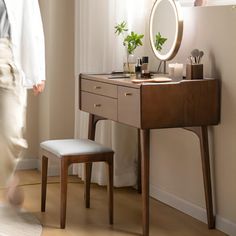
[0,60,27,207]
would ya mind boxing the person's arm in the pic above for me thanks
[21,0,46,93]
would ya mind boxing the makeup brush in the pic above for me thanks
[191,49,200,64]
[198,51,204,63]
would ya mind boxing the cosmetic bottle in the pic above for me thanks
[141,56,151,78]
[141,56,149,73]
[135,58,142,79]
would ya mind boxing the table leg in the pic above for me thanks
[84,114,96,208]
[140,129,150,236]
[137,129,142,193]
[184,126,215,229]
[199,126,215,228]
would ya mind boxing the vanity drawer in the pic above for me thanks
[81,79,117,98]
[118,87,141,127]
[81,91,117,121]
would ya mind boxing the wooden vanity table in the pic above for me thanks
[78,73,220,236]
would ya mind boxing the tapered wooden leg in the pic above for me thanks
[41,156,48,212]
[85,163,92,208]
[88,114,96,140]
[184,126,215,229]
[107,157,114,224]
[137,129,142,193]
[84,114,97,208]
[60,158,68,229]
[199,126,215,229]
[140,129,150,236]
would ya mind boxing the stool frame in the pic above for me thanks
[41,148,114,229]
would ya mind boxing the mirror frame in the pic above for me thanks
[149,0,183,61]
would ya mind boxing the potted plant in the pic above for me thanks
[115,21,144,73]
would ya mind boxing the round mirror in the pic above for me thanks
[149,0,183,61]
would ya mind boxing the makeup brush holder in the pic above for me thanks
[186,64,203,80]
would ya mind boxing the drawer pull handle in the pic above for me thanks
[94,86,101,90]
[94,104,101,108]
[124,93,132,96]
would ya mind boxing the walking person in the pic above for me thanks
[0,0,45,206]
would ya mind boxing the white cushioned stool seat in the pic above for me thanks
[40,138,114,229]
[40,139,113,158]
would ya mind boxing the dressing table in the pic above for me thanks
[78,0,220,235]
[78,73,220,236]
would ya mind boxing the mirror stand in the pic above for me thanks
[157,60,167,74]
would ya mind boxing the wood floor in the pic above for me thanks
[0,170,227,236]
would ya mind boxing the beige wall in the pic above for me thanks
[147,5,236,234]
[27,0,75,172]
[38,0,75,144]
[23,0,75,159]
[22,1,75,161]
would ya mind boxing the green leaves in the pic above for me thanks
[115,21,128,35]
[115,21,144,55]
[124,32,144,55]
[155,32,167,52]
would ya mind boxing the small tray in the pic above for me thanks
[131,77,172,83]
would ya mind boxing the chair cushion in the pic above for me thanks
[40,139,113,158]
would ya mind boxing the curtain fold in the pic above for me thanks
[74,0,150,187]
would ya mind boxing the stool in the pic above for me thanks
[40,139,114,228]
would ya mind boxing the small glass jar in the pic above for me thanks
[123,54,136,74]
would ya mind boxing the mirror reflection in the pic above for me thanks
[150,0,183,62]
[152,0,176,56]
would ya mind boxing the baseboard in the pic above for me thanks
[46,165,73,176]
[16,158,39,170]
[16,158,72,177]
[150,184,236,236]
[46,165,60,176]
[216,216,236,236]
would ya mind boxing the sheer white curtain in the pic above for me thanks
[74,0,151,187]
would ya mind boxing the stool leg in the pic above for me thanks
[60,158,68,229]
[41,156,48,212]
[85,113,96,208]
[85,162,92,208]
[107,157,114,224]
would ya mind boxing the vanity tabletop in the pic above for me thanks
[80,73,217,88]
